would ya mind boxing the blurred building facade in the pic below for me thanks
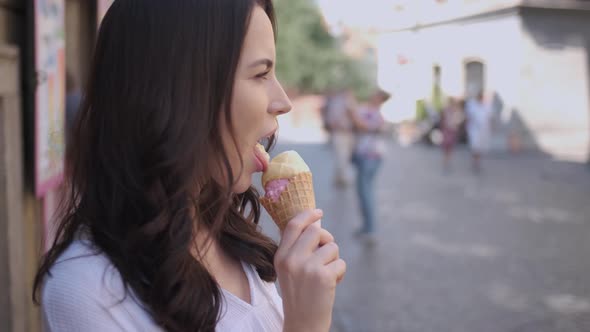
[0,0,103,330]
[376,0,590,162]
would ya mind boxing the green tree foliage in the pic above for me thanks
[273,0,375,98]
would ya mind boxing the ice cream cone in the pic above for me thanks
[260,172,315,231]
[261,151,310,186]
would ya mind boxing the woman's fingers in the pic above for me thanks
[318,227,334,246]
[310,242,339,266]
[327,258,347,284]
[288,224,333,257]
[276,209,323,257]
[274,208,343,288]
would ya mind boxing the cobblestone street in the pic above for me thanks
[258,141,590,332]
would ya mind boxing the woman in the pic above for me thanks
[440,97,464,171]
[465,91,493,173]
[350,90,389,245]
[322,88,357,188]
[34,1,345,331]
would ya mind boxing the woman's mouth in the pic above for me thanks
[254,143,270,173]
[253,127,276,173]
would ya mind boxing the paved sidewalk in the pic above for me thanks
[258,142,590,332]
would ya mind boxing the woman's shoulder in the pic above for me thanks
[41,239,163,331]
[42,238,126,308]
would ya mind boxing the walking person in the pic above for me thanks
[440,96,464,172]
[351,90,389,245]
[465,91,493,173]
[322,88,356,188]
[34,1,346,331]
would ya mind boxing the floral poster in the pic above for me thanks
[34,0,65,197]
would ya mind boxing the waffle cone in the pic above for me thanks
[260,172,315,231]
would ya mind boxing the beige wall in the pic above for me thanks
[1,1,57,331]
[0,43,42,332]
[0,8,18,44]
[65,0,95,90]
[0,0,24,45]
[378,12,524,149]
[0,44,28,332]
[378,8,590,161]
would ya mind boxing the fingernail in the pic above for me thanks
[315,209,323,216]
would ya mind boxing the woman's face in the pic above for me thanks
[221,5,292,193]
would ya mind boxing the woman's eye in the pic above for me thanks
[256,71,270,80]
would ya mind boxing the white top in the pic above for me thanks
[465,99,492,134]
[41,238,284,332]
[354,105,386,157]
[465,99,493,151]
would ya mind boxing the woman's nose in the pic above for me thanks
[269,80,292,115]
[269,99,292,115]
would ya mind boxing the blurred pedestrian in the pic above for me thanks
[465,91,493,173]
[323,88,356,188]
[351,89,390,244]
[440,96,464,172]
[34,1,345,331]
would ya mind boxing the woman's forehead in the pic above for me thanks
[241,6,275,63]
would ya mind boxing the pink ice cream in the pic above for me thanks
[264,178,290,202]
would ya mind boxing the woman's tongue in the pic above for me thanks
[253,146,268,172]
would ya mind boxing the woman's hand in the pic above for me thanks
[275,209,346,332]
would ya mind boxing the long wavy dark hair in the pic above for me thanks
[33,0,278,330]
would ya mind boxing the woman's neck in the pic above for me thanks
[191,227,252,303]
[192,228,240,279]
[192,228,222,270]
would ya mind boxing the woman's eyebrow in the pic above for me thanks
[248,58,273,69]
